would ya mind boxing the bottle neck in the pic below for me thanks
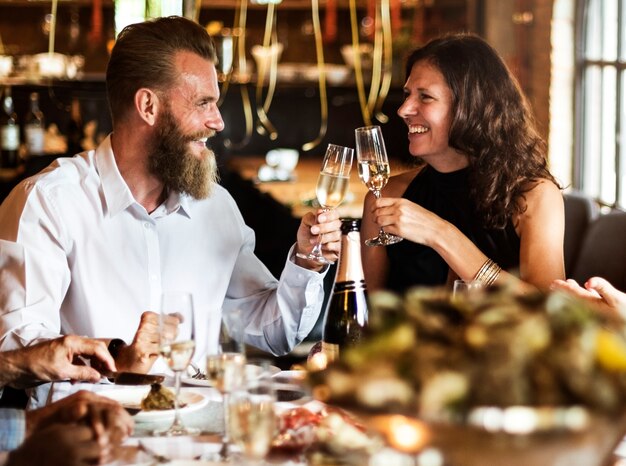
[334,230,365,285]
[30,100,40,114]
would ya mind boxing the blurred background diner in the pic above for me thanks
[2,1,626,464]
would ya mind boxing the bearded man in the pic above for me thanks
[0,16,341,384]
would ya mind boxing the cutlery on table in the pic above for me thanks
[101,371,165,385]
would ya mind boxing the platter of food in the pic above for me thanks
[98,385,208,422]
[307,286,626,465]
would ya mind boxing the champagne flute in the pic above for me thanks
[296,143,354,264]
[155,291,198,436]
[355,125,403,246]
[206,351,246,460]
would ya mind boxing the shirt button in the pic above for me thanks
[144,222,151,229]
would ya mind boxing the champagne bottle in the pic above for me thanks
[321,218,369,363]
[0,86,19,168]
[24,92,45,157]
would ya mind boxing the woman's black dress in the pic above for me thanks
[385,165,521,293]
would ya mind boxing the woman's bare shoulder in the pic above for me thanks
[384,167,423,198]
[520,178,563,208]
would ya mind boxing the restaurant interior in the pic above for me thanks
[2,0,626,465]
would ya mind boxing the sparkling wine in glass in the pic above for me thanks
[228,374,276,465]
[206,352,247,460]
[155,291,198,436]
[296,143,354,264]
[355,125,403,246]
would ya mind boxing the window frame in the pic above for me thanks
[576,0,626,208]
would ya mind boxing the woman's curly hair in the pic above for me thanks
[405,33,560,229]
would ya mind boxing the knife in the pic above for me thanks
[102,371,165,385]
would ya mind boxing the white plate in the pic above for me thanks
[98,386,208,422]
[182,364,281,387]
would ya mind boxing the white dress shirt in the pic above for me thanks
[0,135,325,366]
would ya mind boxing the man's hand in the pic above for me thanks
[2,336,116,387]
[295,209,342,271]
[19,391,134,466]
[26,390,133,440]
[7,424,104,466]
[114,311,180,373]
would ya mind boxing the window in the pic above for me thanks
[577,0,626,207]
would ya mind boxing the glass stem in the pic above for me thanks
[311,208,329,257]
[373,190,387,238]
[171,370,183,430]
[222,392,230,459]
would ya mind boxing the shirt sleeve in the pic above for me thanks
[0,409,25,451]
[0,182,69,351]
[222,219,327,356]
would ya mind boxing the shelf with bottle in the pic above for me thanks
[0,86,20,172]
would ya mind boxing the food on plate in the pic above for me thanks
[308,287,626,421]
[141,383,180,411]
[273,404,380,455]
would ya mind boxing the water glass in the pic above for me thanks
[452,279,483,297]
[228,371,276,464]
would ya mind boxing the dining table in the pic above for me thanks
[39,370,626,466]
[42,370,321,466]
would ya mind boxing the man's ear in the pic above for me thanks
[134,88,160,126]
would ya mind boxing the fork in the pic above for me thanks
[188,362,206,380]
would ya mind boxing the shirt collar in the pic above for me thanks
[96,135,137,217]
[96,135,193,219]
[161,190,193,219]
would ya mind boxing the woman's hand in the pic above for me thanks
[551,277,626,320]
[370,197,448,247]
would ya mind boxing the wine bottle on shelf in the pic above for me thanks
[0,86,20,169]
[66,97,84,155]
[24,92,45,157]
[321,218,369,363]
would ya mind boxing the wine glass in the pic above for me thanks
[228,366,276,465]
[296,143,354,264]
[355,125,403,246]
[155,291,198,436]
[206,351,247,460]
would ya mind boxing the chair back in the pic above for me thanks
[572,210,626,291]
[563,191,599,276]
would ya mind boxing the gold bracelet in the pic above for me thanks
[474,258,502,287]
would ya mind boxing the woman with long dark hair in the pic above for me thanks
[362,33,565,292]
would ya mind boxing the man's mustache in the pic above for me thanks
[186,130,216,142]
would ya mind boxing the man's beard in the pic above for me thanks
[148,107,218,200]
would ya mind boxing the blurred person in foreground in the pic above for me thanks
[362,33,565,294]
[0,337,133,465]
[0,16,341,379]
[2,391,133,466]
[552,277,626,321]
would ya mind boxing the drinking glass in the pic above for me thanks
[296,143,354,264]
[220,307,245,354]
[355,125,403,246]
[228,366,276,465]
[452,279,483,298]
[155,291,198,436]
[206,351,247,460]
